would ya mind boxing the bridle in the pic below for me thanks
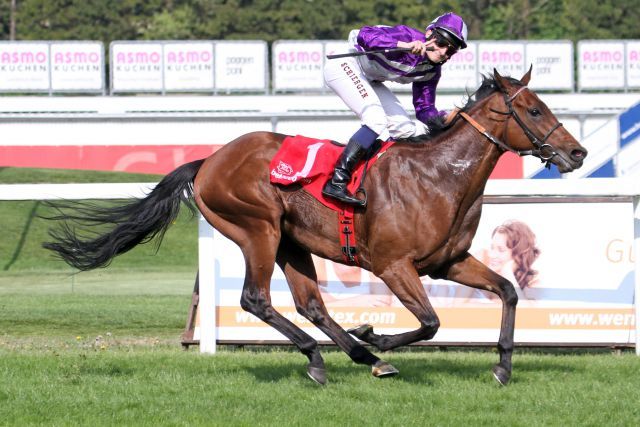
[458,85,564,168]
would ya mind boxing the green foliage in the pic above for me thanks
[143,5,198,40]
[0,1,10,40]
[3,0,638,43]
[562,0,640,40]
[13,0,165,44]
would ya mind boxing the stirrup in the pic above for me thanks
[322,183,367,207]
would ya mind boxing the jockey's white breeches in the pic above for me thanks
[323,56,421,139]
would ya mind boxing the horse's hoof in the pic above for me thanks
[372,360,399,378]
[348,324,374,340]
[307,365,327,385]
[492,364,511,386]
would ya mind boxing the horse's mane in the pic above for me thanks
[397,74,524,145]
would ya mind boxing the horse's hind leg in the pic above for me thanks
[348,258,441,351]
[276,237,398,379]
[443,253,518,386]
[225,220,326,384]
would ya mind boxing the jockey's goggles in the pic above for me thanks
[432,29,460,56]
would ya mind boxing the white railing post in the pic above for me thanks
[634,196,640,356]
[198,214,217,354]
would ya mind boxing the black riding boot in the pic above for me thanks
[322,138,367,207]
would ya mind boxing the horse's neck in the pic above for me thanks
[434,96,505,183]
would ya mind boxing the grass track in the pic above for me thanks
[0,345,639,426]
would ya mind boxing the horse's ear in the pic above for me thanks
[493,68,509,93]
[520,64,533,85]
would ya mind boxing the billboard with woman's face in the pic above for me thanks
[190,196,636,347]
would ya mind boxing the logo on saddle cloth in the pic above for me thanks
[274,160,294,178]
[270,141,324,184]
[269,135,393,211]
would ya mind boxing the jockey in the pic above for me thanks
[322,12,468,207]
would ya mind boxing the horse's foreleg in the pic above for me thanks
[276,240,398,380]
[349,259,440,351]
[443,253,518,386]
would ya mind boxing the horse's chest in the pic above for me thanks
[415,201,481,270]
[448,204,483,252]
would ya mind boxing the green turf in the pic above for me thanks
[1,167,193,274]
[0,166,162,184]
[2,199,198,272]
[0,345,638,426]
[0,270,195,338]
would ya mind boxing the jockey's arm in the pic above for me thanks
[412,77,446,125]
[357,25,418,51]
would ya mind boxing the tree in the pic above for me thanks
[13,0,165,43]
[3,0,638,44]
[561,0,640,41]
[0,0,11,40]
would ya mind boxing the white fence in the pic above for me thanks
[0,92,636,146]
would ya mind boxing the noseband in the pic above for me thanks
[458,85,563,168]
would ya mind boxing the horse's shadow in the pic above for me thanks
[390,353,580,385]
[241,358,474,386]
[242,348,581,385]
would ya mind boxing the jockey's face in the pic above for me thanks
[425,29,458,64]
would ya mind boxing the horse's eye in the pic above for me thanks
[529,108,541,117]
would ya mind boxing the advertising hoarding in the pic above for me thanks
[0,41,104,93]
[111,42,164,92]
[439,42,478,91]
[0,42,50,91]
[111,41,268,93]
[272,41,325,91]
[214,41,267,92]
[578,41,625,90]
[163,42,214,91]
[525,41,574,91]
[191,197,636,347]
[477,41,526,79]
[626,40,640,89]
[50,42,104,92]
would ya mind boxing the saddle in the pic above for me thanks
[270,135,394,264]
[270,135,392,210]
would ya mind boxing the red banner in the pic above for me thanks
[1,145,223,175]
[1,144,523,178]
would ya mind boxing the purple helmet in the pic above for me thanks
[427,12,468,49]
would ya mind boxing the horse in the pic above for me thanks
[43,68,587,386]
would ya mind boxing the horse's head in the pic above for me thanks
[491,68,587,173]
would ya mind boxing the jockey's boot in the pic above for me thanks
[322,138,367,207]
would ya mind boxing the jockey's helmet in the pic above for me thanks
[427,12,468,50]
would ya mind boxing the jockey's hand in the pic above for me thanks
[398,40,428,56]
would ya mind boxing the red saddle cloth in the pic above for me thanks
[269,135,394,211]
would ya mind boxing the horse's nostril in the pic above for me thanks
[571,148,587,160]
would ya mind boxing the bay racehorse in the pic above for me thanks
[44,69,587,385]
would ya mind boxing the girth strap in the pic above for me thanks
[338,208,359,265]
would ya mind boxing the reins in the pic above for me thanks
[456,85,564,168]
[458,111,521,155]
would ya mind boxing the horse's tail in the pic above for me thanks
[42,159,206,271]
